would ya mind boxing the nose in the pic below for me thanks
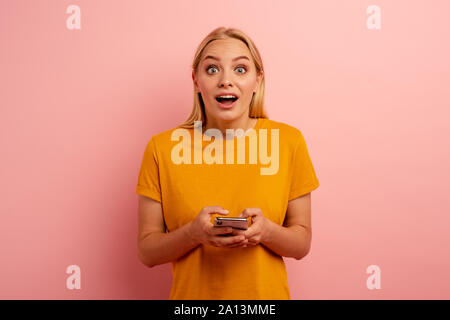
[218,71,233,88]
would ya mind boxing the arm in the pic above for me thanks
[137,195,199,268]
[137,197,244,267]
[262,193,312,260]
[239,193,312,260]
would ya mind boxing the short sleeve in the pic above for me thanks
[288,131,320,201]
[136,137,162,202]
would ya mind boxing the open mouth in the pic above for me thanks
[215,95,238,105]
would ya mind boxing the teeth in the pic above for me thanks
[217,95,237,99]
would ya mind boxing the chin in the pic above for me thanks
[215,111,241,122]
[217,109,237,116]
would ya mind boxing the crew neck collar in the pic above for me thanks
[195,118,262,141]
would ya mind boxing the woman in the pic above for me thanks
[136,27,319,300]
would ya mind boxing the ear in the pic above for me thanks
[254,70,264,93]
[192,70,198,92]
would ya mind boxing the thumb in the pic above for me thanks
[217,209,229,215]
[239,211,247,218]
[206,206,229,215]
[239,210,256,220]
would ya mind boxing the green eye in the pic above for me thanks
[236,67,246,74]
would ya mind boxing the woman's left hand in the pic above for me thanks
[229,208,273,248]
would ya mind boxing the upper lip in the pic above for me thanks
[215,92,239,99]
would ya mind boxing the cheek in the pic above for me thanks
[238,80,257,97]
[197,78,216,96]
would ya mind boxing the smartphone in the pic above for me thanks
[214,217,248,230]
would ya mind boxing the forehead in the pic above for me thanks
[201,38,252,61]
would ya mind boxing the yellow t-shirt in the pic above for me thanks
[136,117,319,300]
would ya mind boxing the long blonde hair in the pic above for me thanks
[178,27,268,129]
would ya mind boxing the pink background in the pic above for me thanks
[1,0,449,299]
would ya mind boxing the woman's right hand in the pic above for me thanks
[187,206,248,248]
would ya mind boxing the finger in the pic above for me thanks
[204,206,229,216]
[230,229,246,236]
[239,208,259,219]
[246,241,258,247]
[215,235,246,247]
[226,239,248,248]
[211,227,233,236]
[243,224,259,239]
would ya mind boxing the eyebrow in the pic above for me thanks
[203,55,250,62]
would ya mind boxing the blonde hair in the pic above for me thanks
[178,27,268,129]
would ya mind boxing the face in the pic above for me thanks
[192,38,263,125]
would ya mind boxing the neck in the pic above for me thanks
[203,116,256,136]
